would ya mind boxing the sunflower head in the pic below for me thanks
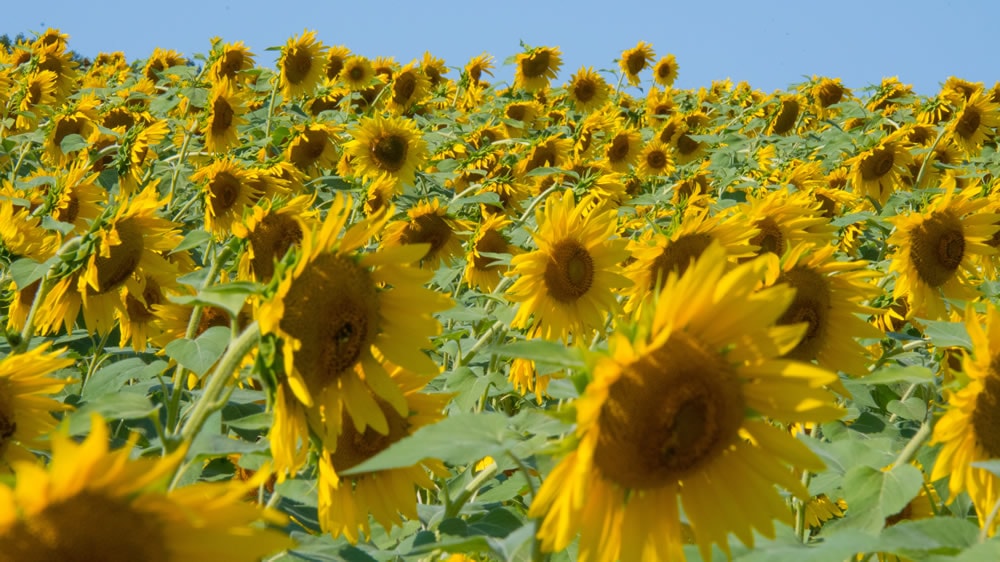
[653,54,679,88]
[279,30,326,99]
[514,46,562,92]
[619,41,655,86]
[345,115,428,188]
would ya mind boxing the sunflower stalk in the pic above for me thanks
[166,121,198,207]
[173,320,260,450]
[912,127,947,192]
[795,469,812,542]
[444,461,498,518]
[458,319,506,367]
[14,236,81,354]
[891,419,932,470]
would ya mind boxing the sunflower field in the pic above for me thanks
[3,28,1000,561]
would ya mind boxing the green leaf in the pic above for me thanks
[877,517,979,557]
[923,320,972,349]
[838,464,923,533]
[734,528,877,562]
[492,340,584,370]
[467,507,522,538]
[69,390,159,433]
[861,365,935,385]
[340,412,523,475]
[59,133,88,153]
[172,229,212,254]
[168,282,261,318]
[886,397,927,421]
[163,326,231,376]
[82,357,168,399]
[8,256,59,289]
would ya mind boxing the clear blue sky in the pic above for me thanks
[6,0,996,96]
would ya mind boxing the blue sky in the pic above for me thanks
[6,0,996,96]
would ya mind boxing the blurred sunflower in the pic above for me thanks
[257,194,450,476]
[763,243,883,379]
[888,186,999,319]
[142,47,186,83]
[463,214,516,292]
[233,194,317,283]
[0,415,293,561]
[420,51,449,87]
[14,70,58,132]
[946,91,1000,155]
[635,139,675,178]
[530,242,844,562]
[566,67,610,113]
[737,188,837,257]
[514,46,562,92]
[506,190,630,342]
[317,364,449,542]
[846,132,914,205]
[382,199,472,269]
[118,119,171,195]
[285,123,340,174]
[810,77,851,116]
[340,55,376,91]
[202,80,247,154]
[191,158,262,237]
[767,94,804,136]
[40,184,182,336]
[209,41,255,84]
[652,54,679,88]
[932,305,1000,535]
[386,62,430,113]
[43,96,98,166]
[619,41,655,87]
[345,115,428,189]
[279,30,325,99]
[622,208,757,315]
[0,343,74,472]
[602,127,642,172]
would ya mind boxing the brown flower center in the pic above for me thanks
[771,99,800,135]
[543,240,594,303]
[210,96,235,135]
[573,79,596,103]
[625,51,647,75]
[371,134,408,172]
[593,333,744,489]
[92,218,144,294]
[279,254,380,395]
[283,48,313,86]
[249,213,303,282]
[908,211,965,288]
[816,82,844,108]
[288,128,330,170]
[648,233,713,290]
[392,72,417,105]
[776,266,831,361]
[861,147,895,180]
[954,106,982,140]
[750,217,785,256]
[473,229,509,271]
[328,396,410,473]
[645,148,669,171]
[520,50,552,79]
[208,171,242,214]
[606,134,632,163]
[973,366,1000,458]
[0,492,168,562]
[398,211,452,261]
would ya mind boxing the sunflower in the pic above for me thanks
[0,414,293,561]
[931,305,1000,535]
[14,70,58,132]
[0,343,74,472]
[602,127,643,172]
[635,139,675,178]
[506,190,630,343]
[285,123,340,174]
[463,214,516,292]
[119,119,171,195]
[33,41,79,101]
[117,271,173,352]
[382,199,472,269]
[888,186,999,320]
[464,53,495,87]
[420,51,449,87]
[762,243,883,379]
[502,100,544,137]
[257,194,450,476]
[619,41,655,87]
[142,47,186,83]
[340,55,376,91]
[44,97,98,166]
[622,207,757,315]
[279,30,325,99]
[652,54,679,88]
[317,363,449,542]
[644,87,676,122]
[737,187,838,257]
[804,494,846,530]
[946,91,1000,155]
[191,158,262,237]
[530,242,844,561]
[768,94,804,135]
[209,41,255,84]
[345,115,428,189]
[233,194,317,283]
[514,46,562,92]
[515,134,573,177]
[810,77,851,116]
[202,80,247,154]
[37,184,182,337]
[44,161,105,233]
[566,67,610,113]
[386,62,430,113]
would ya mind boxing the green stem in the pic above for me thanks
[458,319,506,367]
[263,78,281,142]
[173,321,260,449]
[167,123,196,209]
[892,420,932,470]
[516,183,561,226]
[15,237,81,353]
[979,495,1000,542]
[912,127,947,191]
[795,469,812,542]
[444,462,499,518]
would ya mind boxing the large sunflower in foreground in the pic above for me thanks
[529,243,844,562]
[931,305,1000,535]
[888,186,999,319]
[506,190,630,343]
[0,343,74,472]
[0,415,292,561]
[345,115,428,189]
[257,194,450,476]
[317,363,449,542]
